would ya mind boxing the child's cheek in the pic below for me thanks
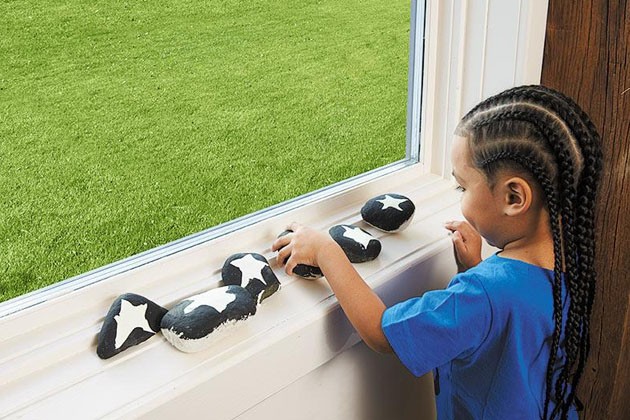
[459,193,468,214]
[459,195,474,228]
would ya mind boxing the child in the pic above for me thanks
[271,85,602,419]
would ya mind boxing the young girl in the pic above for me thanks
[271,85,602,419]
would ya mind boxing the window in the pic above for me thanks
[0,0,424,310]
[0,1,551,417]
[0,0,423,307]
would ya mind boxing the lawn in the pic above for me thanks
[0,0,410,302]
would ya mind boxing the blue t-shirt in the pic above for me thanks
[381,254,577,419]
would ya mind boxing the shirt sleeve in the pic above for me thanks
[381,272,492,377]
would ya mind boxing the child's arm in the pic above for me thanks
[272,223,393,354]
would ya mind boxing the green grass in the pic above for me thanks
[0,0,410,302]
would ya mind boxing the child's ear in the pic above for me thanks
[501,177,533,216]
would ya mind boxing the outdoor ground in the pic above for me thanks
[0,0,410,301]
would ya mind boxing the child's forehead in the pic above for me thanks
[451,136,473,170]
[451,135,490,184]
[451,135,470,155]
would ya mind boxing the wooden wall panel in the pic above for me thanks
[541,0,630,418]
[609,296,630,419]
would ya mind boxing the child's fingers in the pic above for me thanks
[451,228,482,271]
[452,230,467,254]
[444,220,479,242]
[276,242,293,267]
[272,234,292,252]
[287,221,303,232]
[443,220,464,232]
[285,256,298,276]
[456,221,479,241]
[452,229,463,244]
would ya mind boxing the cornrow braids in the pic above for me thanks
[505,87,603,410]
[522,86,602,415]
[455,85,602,420]
[475,85,603,415]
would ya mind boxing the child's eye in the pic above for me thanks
[455,185,465,192]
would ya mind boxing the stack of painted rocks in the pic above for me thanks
[96,193,415,359]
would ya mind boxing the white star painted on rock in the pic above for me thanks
[342,226,375,249]
[376,194,407,211]
[114,299,154,350]
[184,287,237,314]
[230,254,269,285]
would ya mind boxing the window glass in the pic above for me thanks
[0,0,411,302]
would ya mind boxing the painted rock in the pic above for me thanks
[160,285,257,353]
[276,230,323,279]
[97,293,168,359]
[361,193,415,232]
[328,224,381,263]
[222,253,280,303]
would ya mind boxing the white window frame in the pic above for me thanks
[0,1,549,417]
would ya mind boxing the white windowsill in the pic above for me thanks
[0,166,463,418]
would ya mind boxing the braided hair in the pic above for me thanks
[455,85,602,419]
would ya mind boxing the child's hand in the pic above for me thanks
[271,222,339,276]
[443,220,482,272]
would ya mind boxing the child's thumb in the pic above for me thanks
[452,230,466,251]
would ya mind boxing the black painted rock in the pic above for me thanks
[361,193,415,232]
[160,285,257,353]
[328,224,381,263]
[276,230,323,279]
[222,253,280,303]
[97,293,168,359]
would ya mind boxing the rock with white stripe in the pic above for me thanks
[97,293,168,359]
[329,224,381,263]
[361,193,415,232]
[160,285,257,353]
[276,230,323,279]
[222,253,280,303]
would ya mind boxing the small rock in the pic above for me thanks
[276,230,323,279]
[329,224,381,263]
[361,193,415,232]
[160,285,257,353]
[97,293,168,359]
[222,253,280,303]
